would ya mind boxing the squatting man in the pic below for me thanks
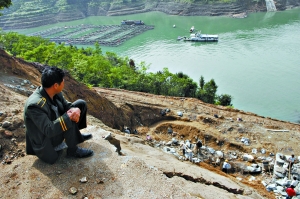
[24,66,94,164]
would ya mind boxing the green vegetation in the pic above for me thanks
[0,31,233,106]
[0,0,12,15]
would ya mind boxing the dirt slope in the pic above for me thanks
[1,49,300,198]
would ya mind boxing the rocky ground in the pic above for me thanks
[1,49,300,198]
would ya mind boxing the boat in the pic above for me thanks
[121,20,144,25]
[190,26,194,33]
[177,31,218,42]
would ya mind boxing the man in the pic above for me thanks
[290,176,299,188]
[180,142,186,156]
[146,134,152,141]
[222,159,231,173]
[24,66,93,164]
[167,126,173,135]
[195,140,203,155]
[186,148,193,162]
[286,186,296,199]
[288,154,295,170]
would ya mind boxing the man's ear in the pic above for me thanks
[53,83,59,89]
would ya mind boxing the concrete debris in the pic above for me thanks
[252,148,257,154]
[240,137,250,145]
[215,151,224,158]
[248,176,256,181]
[261,153,300,198]
[165,141,172,146]
[242,154,254,162]
[177,111,183,117]
[171,138,179,145]
[245,164,262,173]
[207,147,215,154]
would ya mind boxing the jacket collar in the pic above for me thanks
[39,86,56,105]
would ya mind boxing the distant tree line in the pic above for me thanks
[0,31,233,106]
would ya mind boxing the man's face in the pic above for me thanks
[55,79,65,93]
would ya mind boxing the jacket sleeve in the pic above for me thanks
[26,103,73,138]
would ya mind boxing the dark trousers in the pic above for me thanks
[289,162,294,169]
[222,168,228,173]
[51,99,87,152]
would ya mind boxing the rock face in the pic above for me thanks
[151,2,246,16]
[1,0,299,30]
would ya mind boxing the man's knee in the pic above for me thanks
[73,99,87,110]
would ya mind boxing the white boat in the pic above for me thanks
[178,31,218,42]
[190,26,195,33]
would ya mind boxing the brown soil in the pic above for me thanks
[1,49,299,198]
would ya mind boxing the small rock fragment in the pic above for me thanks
[79,176,88,183]
[69,187,77,195]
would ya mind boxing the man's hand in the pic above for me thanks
[67,108,81,123]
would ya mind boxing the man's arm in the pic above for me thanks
[56,93,81,123]
[26,104,73,137]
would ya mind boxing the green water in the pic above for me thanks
[15,9,300,123]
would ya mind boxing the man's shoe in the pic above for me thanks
[67,147,94,158]
[82,133,92,141]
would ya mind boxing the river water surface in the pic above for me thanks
[16,9,300,123]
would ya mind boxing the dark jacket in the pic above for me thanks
[24,87,74,164]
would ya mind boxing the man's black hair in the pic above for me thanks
[41,67,65,88]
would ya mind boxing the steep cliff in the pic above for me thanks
[1,0,299,30]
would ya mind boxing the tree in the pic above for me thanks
[203,79,218,104]
[129,59,136,70]
[0,0,12,15]
[172,72,197,97]
[197,79,218,104]
[217,94,233,106]
[199,75,205,90]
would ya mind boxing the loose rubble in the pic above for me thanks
[140,114,300,199]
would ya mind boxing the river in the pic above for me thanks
[15,9,300,123]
